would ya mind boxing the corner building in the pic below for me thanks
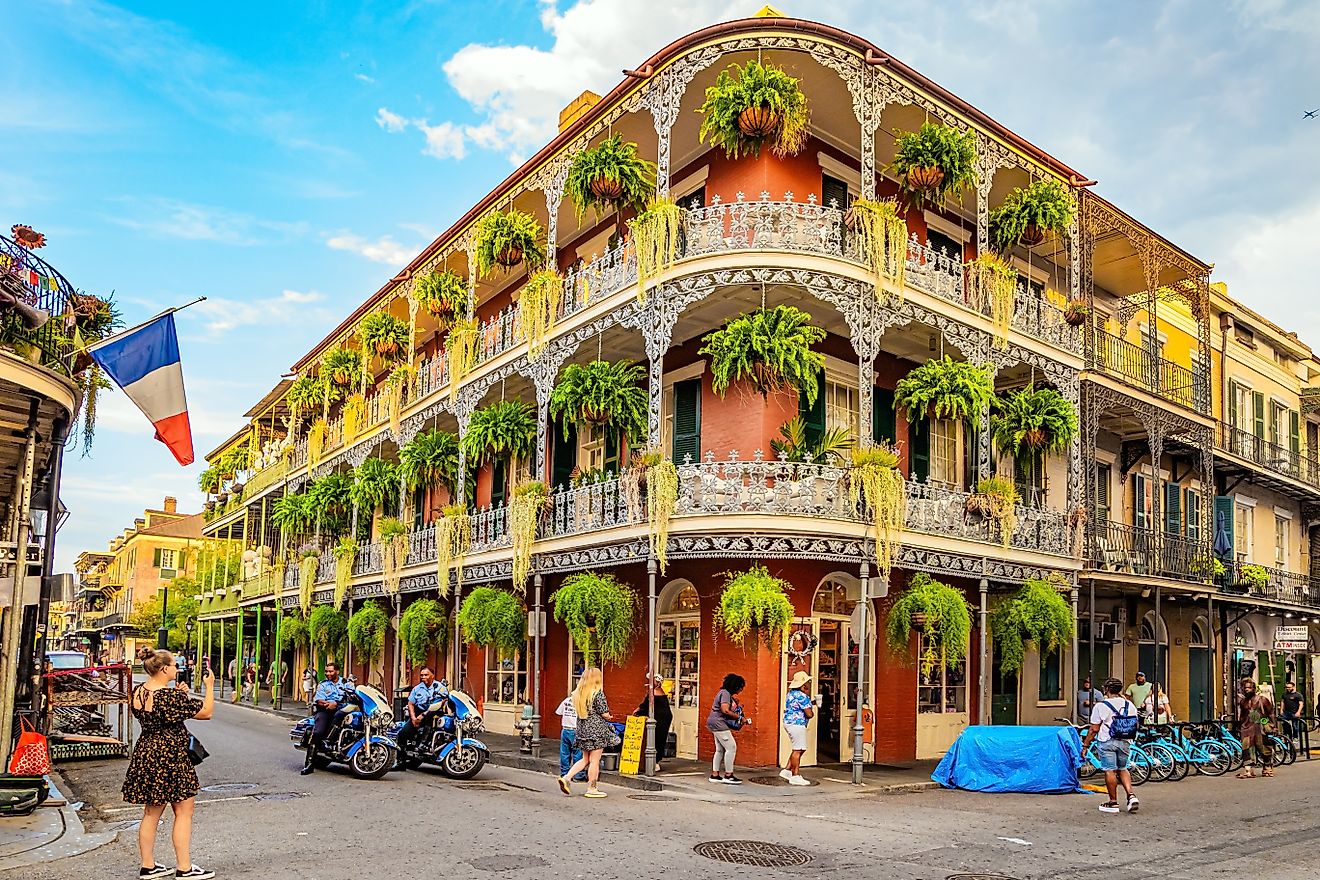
[194,14,1318,768]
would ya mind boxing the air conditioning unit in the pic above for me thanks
[1079,620,1123,643]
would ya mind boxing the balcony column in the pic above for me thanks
[537,155,572,268]
[976,361,999,484]
[640,57,712,199]
[858,356,875,446]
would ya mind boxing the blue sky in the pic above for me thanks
[4,0,1316,572]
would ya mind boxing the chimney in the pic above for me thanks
[164,496,178,514]
[134,518,145,531]
[559,91,601,133]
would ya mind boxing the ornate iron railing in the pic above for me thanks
[1220,561,1318,605]
[1092,329,1202,409]
[562,242,636,319]
[1219,423,1320,488]
[1086,520,1209,584]
[0,233,77,373]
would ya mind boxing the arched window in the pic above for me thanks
[1190,617,1209,647]
[1138,611,1167,643]
[1233,621,1257,648]
[812,574,858,616]
[657,580,700,713]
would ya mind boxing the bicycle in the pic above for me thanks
[1148,723,1232,777]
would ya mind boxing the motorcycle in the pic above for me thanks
[290,678,398,780]
[388,680,489,779]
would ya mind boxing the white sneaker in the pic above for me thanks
[788,775,811,786]
[1126,796,1139,813]
[779,768,793,780]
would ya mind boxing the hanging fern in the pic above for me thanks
[413,268,469,321]
[885,572,972,677]
[400,429,459,494]
[322,347,363,391]
[992,385,1078,460]
[700,305,825,402]
[890,123,979,208]
[287,376,326,427]
[198,467,221,495]
[894,356,995,424]
[990,575,1075,675]
[989,179,1075,254]
[967,252,1018,346]
[697,59,810,159]
[435,504,471,599]
[474,209,546,278]
[333,536,358,609]
[399,598,450,666]
[278,613,310,652]
[848,443,907,578]
[552,572,638,667]
[457,586,526,655]
[462,400,536,465]
[271,493,312,544]
[509,481,547,592]
[360,311,411,363]
[846,198,908,301]
[350,457,399,517]
[309,605,348,663]
[307,472,353,537]
[565,134,655,225]
[518,268,561,359]
[347,600,389,665]
[715,565,796,651]
[549,360,648,444]
[630,196,685,304]
[298,546,321,613]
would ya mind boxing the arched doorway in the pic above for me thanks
[657,580,701,759]
[1188,616,1210,721]
[1137,611,1169,693]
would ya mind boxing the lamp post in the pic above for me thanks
[157,585,170,649]
[184,620,195,689]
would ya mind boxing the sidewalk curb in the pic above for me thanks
[484,751,666,792]
[0,775,117,871]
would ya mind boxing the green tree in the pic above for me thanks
[128,576,201,652]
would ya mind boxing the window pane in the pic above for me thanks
[931,420,958,484]
[1039,648,1062,701]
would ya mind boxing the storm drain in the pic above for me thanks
[627,793,679,802]
[468,854,549,872]
[200,783,256,793]
[948,874,1020,880]
[693,840,812,868]
[253,792,305,801]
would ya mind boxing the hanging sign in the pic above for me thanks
[618,714,646,775]
[1273,626,1309,652]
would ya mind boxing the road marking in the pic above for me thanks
[998,837,1033,846]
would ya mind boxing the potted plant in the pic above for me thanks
[350,457,400,520]
[474,209,546,277]
[715,565,796,651]
[332,536,358,610]
[399,429,460,496]
[271,492,311,546]
[843,198,909,299]
[322,347,363,391]
[967,476,1020,547]
[770,417,854,465]
[629,196,685,303]
[552,572,639,666]
[198,467,221,496]
[378,516,409,594]
[989,179,1074,253]
[509,481,548,591]
[890,122,978,207]
[399,598,450,667]
[461,400,536,466]
[342,393,366,446]
[457,586,527,655]
[308,472,353,536]
[517,268,562,358]
[347,600,389,665]
[384,364,415,435]
[989,575,1075,675]
[992,385,1078,459]
[435,503,471,598]
[566,134,655,225]
[413,268,469,321]
[698,59,809,159]
[278,614,310,653]
[848,443,907,577]
[894,356,995,424]
[1063,298,1089,327]
[885,572,972,676]
[360,311,411,362]
[641,452,679,573]
[700,305,826,402]
[298,544,321,613]
[1240,563,1269,592]
[549,359,648,444]
[286,375,326,427]
[445,315,480,402]
[967,252,1018,344]
[309,605,348,664]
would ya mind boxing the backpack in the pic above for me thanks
[1106,699,1139,740]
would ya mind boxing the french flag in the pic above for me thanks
[88,312,195,465]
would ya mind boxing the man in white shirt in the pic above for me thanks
[555,694,586,782]
[1080,677,1140,815]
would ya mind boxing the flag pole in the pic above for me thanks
[81,296,208,354]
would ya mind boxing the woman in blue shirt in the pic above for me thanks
[781,671,814,786]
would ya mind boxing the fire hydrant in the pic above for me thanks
[513,699,534,754]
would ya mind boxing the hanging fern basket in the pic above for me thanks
[589,176,624,201]
[374,338,399,357]
[1019,223,1045,247]
[905,165,945,193]
[1064,299,1089,327]
[909,612,929,632]
[495,245,523,268]
[737,105,779,137]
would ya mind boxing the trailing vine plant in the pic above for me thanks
[307,419,328,468]
[970,476,1020,547]
[509,481,548,592]
[435,503,471,598]
[846,198,908,301]
[518,268,561,359]
[647,456,679,574]
[342,393,366,446]
[298,544,320,613]
[885,572,971,677]
[446,315,479,403]
[967,252,1018,345]
[399,598,450,666]
[629,196,684,304]
[333,536,358,610]
[457,586,527,655]
[378,516,409,594]
[700,305,825,402]
[384,364,415,436]
[552,572,639,667]
[347,600,389,665]
[848,443,907,578]
[715,565,796,651]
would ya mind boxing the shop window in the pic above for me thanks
[569,637,604,692]
[485,645,528,706]
[918,632,967,714]
[812,578,855,616]
[658,619,700,708]
[1039,647,1062,702]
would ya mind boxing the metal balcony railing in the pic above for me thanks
[1219,561,1319,606]
[1091,329,1205,410]
[1086,520,1209,584]
[1219,423,1320,488]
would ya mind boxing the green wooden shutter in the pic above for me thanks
[908,418,931,483]
[152,548,162,568]
[799,368,826,449]
[1252,391,1265,439]
[1165,482,1181,535]
[1289,410,1301,454]
[412,487,425,530]
[672,379,701,465]
[1227,381,1239,428]
[963,418,978,490]
[873,387,896,445]
[551,419,578,489]
[1214,496,1234,556]
[1096,464,1111,524]
[490,458,508,508]
[604,428,621,476]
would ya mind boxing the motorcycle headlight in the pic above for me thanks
[463,716,483,733]
[372,708,394,728]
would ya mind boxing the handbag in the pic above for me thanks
[8,718,51,776]
[185,729,209,766]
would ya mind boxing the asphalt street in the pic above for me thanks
[29,701,1320,880]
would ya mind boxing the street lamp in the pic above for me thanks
[157,584,170,649]
[184,620,195,688]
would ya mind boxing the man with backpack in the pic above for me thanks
[1080,677,1140,814]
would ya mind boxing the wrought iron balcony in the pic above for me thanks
[1090,329,1207,411]
[1218,561,1319,606]
[1218,423,1320,490]
[1086,520,1209,584]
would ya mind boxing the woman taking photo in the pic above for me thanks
[558,667,616,798]
[706,673,749,784]
[123,646,215,880]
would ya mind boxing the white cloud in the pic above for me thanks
[325,231,415,265]
[375,107,408,133]
[91,386,233,441]
[188,288,330,337]
[109,197,304,245]
[356,73,377,84]
[416,120,466,160]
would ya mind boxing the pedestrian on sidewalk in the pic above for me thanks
[301,667,316,709]
[559,667,617,798]
[555,691,587,782]
[1141,686,1173,724]
[1236,677,1277,779]
[706,673,749,784]
[1124,672,1153,721]
[1081,677,1139,814]
[1281,680,1305,740]
[781,671,814,786]
[1076,676,1102,724]
[266,658,288,704]
[241,662,256,703]
[123,645,216,880]
[634,673,673,770]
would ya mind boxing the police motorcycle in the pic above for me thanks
[387,679,489,779]
[290,676,398,780]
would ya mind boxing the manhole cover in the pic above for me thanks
[201,783,256,793]
[628,793,679,801]
[253,792,305,801]
[469,854,549,872]
[948,875,1020,880]
[693,840,812,868]
[747,775,818,786]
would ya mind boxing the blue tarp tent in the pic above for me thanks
[931,725,1083,793]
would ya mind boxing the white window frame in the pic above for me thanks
[1133,473,1153,530]
[484,643,529,707]
[917,631,968,714]
[671,166,710,207]
[1275,514,1288,566]
[1235,496,1256,562]
[930,418,959,486]
[816,152,861,200]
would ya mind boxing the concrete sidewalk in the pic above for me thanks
[0,775,116,872]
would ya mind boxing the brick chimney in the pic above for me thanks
[164,496,178,514]
[559,90,601,132]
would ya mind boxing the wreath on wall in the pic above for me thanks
[785,628,818,664]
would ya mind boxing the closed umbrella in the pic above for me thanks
[1213,510,1232,560]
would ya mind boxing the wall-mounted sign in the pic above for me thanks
[1273,625,1309,652]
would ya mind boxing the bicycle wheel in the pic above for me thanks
[1195,740,1232,777]
[1127,745,1152,786]
[1143,743,1178,782]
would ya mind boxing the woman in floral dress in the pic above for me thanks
[123,646,215,879]
[559,667,617,798]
